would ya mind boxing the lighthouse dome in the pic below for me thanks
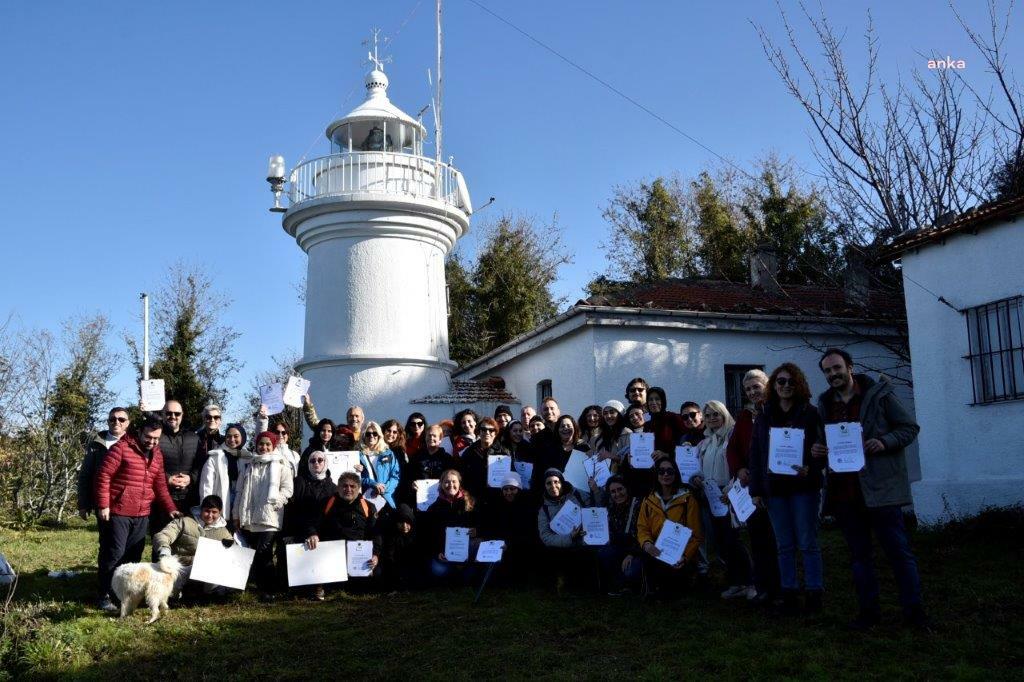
[326,67,426,153]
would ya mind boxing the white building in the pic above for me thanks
[881,195,1024,523]
[276,57,482,423]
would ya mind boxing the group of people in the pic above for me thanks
[80,348,928,630]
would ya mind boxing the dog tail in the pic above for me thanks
[157,556,180,574]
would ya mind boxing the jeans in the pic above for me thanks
[98,514,149,600]
[834,502,923,614]
[767,492,823,591]
[241,530,277,592]
[597,545,643,590]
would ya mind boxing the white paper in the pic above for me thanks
[364,488,387,512]
[513,461,533,490]
[259,383,285,416]
[487,454,513,488]
[414,479,440,512]
[190,536,255,590]
[675,445,701,482]
[584,456,613,487]
[726,481,757,524]
[654,519,692,566]
[475,540,505,563]
[825,422,866,473]
[282,376,311,409]
[768,427,805,476]
[548,498,582,536]
[703,478,730,517]
[561,450,590,490]
[139,379,166,412]
[325,451,361,485]
[629,432,655,469]
[444,527,471,562]
[346,540,374,577]
[582,507,610,546]
[285,540,347,586]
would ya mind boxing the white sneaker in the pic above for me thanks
[742,585,758,600]
[720,585,746,600]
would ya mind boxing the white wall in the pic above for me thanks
[901,220,1024,522]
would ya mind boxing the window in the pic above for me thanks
[965,295,1024,404]
[537,379,552,405]
[724,364,764,417]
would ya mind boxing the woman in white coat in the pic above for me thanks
[197,423,250,524]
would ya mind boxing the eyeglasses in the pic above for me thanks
[308,457,325,463]
[205,415,221,421]
[165,411,182,417]
[681,412,700,420]
[775,377,792,386]
[108,417,128,423]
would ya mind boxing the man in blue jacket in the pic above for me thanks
[811,348,929,631]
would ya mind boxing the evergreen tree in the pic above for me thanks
[692,172,748,281]
[445,251,480,366]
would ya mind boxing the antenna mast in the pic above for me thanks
[435,0,443,168]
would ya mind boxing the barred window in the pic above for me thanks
[965,295,1024,404]
[724,364,764,417]
[536,379,552,405]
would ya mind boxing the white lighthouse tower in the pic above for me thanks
[274,49,472,423]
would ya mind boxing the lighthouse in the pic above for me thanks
[273,51,473,423]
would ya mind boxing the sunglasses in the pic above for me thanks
[275,430,288,436]
[479,427,496,433]
[411,420,424,427]
[205,415,222,421]
[108,417,129,423]
[308,457,325,463]
[628,387,645,393]
[775,377,792,386]
[681,412,700,420]
[165,411,182,417]
[366,432,380,439]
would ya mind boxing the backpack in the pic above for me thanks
[323,495,370,518]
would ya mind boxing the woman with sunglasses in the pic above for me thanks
[600,474,643,596]
[749,362,826,615]
[636,459,703,599]
[280,449,336,600]
[678,402,705,446]
[382,419,410,505]
[458,417,508,500]
[357,421,401,509]
[404,412,428,458]
[256,405,300,476]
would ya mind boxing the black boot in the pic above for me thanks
[773,589,800,616]
[804,589,823,615]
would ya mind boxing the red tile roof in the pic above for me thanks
[878,194,1024,259]
[584,278,905,320]
[412,379,519,405]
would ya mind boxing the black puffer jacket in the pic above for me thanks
[285,470,336,537]
[160,429,201,509]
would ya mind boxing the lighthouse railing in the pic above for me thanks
[287,152,467,212]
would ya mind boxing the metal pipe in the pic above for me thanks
[141,293,150,380]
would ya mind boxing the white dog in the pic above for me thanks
[111,555,181,624]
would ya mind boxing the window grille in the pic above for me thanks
[964,295,1024,404]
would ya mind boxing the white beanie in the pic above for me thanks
[603,399,626,414]
[500,472,522,489]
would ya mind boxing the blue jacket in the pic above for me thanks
[360,448,401,508]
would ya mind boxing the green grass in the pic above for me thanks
[1,510,1022,680]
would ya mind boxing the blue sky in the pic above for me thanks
[0,1,1006,417]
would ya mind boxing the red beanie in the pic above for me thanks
[257,431,279,448]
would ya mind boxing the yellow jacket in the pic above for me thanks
[636,488,703,563]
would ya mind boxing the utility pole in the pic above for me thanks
[141,293,150,380]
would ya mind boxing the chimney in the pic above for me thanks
[843,245,870,308]
[749,243,781,295]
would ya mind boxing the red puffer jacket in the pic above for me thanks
[94,434,176,517]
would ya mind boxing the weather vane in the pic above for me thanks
[363,28,392,72]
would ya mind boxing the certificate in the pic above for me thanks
[582,507,609,546]
[364,488,387,512]
[768,427,805,476]
[282,376,311,409]
[475,540,505,563]
[487,454,513,488]
[414,479,440,512]
[325,451,361,485]
[562,450,590,491]
[629,432,655,469]
[259,383,285,415]
[444,527,471,562]
[346,540,375,577]
[513,461,533,489]
[675,445,701,482]
[190,537,255,590]
[285,540,347,586]
[584,456,613,487]
[548,498,582,536]
[726,481,757,523]
[139,379,166,412]
[702,478,730,517]
[825,422,866,473]
[654,519,692,566]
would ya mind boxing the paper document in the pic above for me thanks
[259,383,285,416]
[282,376,311,409]
[444,527,471,562]
[702,478,730,517]
[513,461,533,489]
[726,481,757,523]
[325,451,360,485]
[139,379,166,412]
[768,427,805,476]
[190,536,255,590]
[548,498,582,536]
[364,488,387,512]
[562,450,590,491]
[475,540,505,563]
[654,520,692,566]
[584,456,613,487]
[629,432,655,469]
[675,445,701,482]
[487,454,513,488]
[825,422,866,473]
[346,540,374,577]
[582,507,610,546]
[285,540,347,586]
[414,479,440,512]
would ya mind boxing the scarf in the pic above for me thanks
[239,451,283,507]
[308,458,328,481]
[700,425,733,487]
